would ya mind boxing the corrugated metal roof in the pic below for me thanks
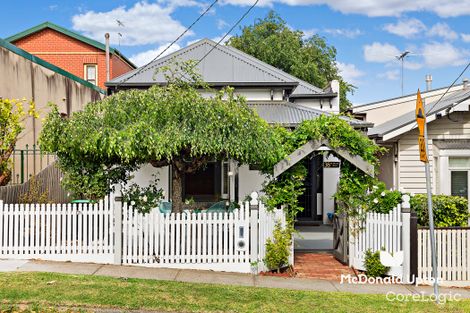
[368,88,470,138]
[249,102,371,127]
[107,39,326,97]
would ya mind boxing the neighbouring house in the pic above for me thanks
[5,22,136,90]
[0,37,104,184]
[353,78,470,199]
[106,38,371,225]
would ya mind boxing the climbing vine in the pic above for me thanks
[263,114,393,225]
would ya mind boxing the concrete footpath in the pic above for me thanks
[1,259,470,298]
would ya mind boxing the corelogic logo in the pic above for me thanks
[380,251,404,267]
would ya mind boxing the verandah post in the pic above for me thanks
[113,185,123,265]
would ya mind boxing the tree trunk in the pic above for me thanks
[171,165,184,213]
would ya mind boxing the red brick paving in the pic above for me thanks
[294,252,357,281]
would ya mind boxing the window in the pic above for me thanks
[449,157,470,199]
[84,64,97,85]
[451,171,468,198]
[183,160,230,202]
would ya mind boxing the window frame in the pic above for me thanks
[84,64,98,86]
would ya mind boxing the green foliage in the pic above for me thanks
[18,176,50,204]
[40,61,283,208]
[263,163,306,223]
[411,194,470,227]
[122,177,164,214]
[228,11,355,111]
[364,249,389,278]
[263,114,387,224]
[264,222,292,272]
[0,98,38,186]
[367,184,402,214]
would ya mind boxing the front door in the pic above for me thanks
[297,154,323,224]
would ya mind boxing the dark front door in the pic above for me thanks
[297,154,323,223]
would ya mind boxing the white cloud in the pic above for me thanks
[302,28,318,38]
[462,33,470,43]
[129,43,182,67]
[378,70,400,80]
[323,28,362,38]
[428,23,458,41]
[72,1,195,46]
[221,0,470,17]
[422,42,469,68]
[403,61,423,70]
[217,19,229,30]
[383,18,426,38]
[336,62,364,84]
[363,42,400,63]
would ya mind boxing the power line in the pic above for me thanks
[115,0,219,88]
[424,61,470,115]
[409,60,470,130]
[195,0,259,66]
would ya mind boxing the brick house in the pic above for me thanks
[5,22,135,89]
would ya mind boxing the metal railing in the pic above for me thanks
[9,144,56,185]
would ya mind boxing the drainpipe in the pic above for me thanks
[105,33,110,82]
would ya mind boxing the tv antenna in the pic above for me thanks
[396,50,411,96]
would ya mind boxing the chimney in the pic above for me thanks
[463,78,469,90]
[425,74,432,91]
[105,33,110,82]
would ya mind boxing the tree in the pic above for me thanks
[228,11,354,111]
[40,62,283,212]
[0,98,37,186]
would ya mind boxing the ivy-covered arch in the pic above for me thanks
[263,114,400,224]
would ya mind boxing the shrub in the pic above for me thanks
[364,249,389,277]
[264,222,291,272]
[366,183,402,214]
[18,176,50,203]
[411,194,470,227]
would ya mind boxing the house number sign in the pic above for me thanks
[323,162,340,168]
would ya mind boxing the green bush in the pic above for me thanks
[264,222,292,273]
[364,249,389,278]
[410,194,470,227]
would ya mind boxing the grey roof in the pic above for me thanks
[249,102,372,128]
[369,88,470,138]
[107,39,328,98]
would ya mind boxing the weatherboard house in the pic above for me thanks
[106,39,370,225]
[354,81,470,199]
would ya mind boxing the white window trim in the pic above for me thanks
[84,64,98,86]
[435,149,470,195]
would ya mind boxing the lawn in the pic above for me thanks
[0,272,469,313]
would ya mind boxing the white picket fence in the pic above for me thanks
[418,228,470,286]
[0,199,114,263]
[120,197,288,273]
[349,205,409,278]
[0,194,290,274]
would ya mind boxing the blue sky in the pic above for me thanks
[2,0,470,105]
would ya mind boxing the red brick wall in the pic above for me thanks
[12,28,134,89]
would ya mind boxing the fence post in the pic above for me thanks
[401,194,411,283]
[409,210,418,283]
[249,192,259,273]
[113,185,123,265]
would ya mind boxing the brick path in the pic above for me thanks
[294,252,357,281]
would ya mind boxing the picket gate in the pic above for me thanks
[349,205,407,277]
